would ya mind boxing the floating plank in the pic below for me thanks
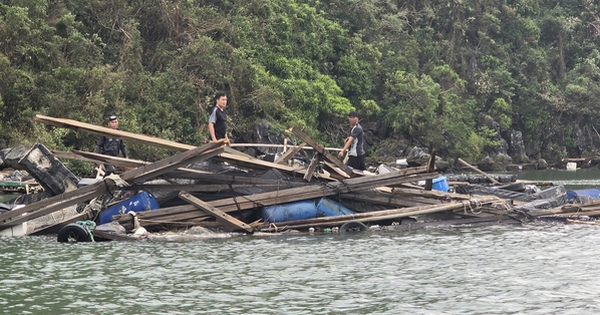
[0,142,225,230]
[178,191,254,233]
[287,126,354,178]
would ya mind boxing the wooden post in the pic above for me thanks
[303,152,320,182]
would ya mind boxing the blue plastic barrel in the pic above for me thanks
[98,191,160,224]
[316,198,355,217]
[432,176,449,192]
[262,201,319,223]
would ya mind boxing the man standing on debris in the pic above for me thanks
[208,90,231,146]
[338,110,366,170]
[96,115,128,175]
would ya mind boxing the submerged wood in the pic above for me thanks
[0,142,225,230]
[113,167,437,230]
[259,196,503,232]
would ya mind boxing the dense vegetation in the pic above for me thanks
[2,0,600,174]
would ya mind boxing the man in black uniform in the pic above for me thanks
[208,91,231,146]
[96,115,128,175]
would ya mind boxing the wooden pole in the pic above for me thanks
[457,158,501,185]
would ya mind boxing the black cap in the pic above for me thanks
[109,115,118,121]
[348,111,358,117]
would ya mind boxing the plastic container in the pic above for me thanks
[262,200,318,223]
[432,176,449,192]
[98,191,160,224]
[316,198,355,217]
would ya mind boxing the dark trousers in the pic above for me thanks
[347,155,365,170]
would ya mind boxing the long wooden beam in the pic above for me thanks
[35,114,304,174]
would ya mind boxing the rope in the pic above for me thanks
[76,220,96,242]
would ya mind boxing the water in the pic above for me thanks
[3,169,600,314]
[516,168,600,190]
[3,225,600,315]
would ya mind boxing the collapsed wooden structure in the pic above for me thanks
[1,115,599,240]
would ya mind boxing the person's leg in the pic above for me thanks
[347,156,360,169]
[103,164,116,176]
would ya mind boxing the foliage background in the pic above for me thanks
[2,0,600,174]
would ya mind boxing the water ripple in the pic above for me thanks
[2,225,600,314]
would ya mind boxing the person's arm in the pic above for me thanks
[208,107,218,142]
[338,136,355,159]
[208,122,218,142]
[224,133,230,147]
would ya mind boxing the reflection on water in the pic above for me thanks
[2,225,600,315]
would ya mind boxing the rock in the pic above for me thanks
[406,147,430,166]
[508,131,528,163]
[536,158,548,170]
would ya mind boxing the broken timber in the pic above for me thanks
[113,166,437,231]
[287,126,355,178]
[35,114,304,176]
[178,191,254,233]
[0,141,225,231]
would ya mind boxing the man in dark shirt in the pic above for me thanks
[338,110,366,170]
[96,115,128,175]
[208,91,231,146]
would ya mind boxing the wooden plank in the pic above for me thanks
[178,191,254,233]
[457,157,501,185]
[323,161,352,179]
[275,142,306,164]
[35,115,305,175]
[258,196,502,231]
[424,149,436,190]
[114,168,437,230]
[229,143,341,151]
[341,191,442,207]
[287,126,354,178]
[0,142,225,229]
[303,152,320,182]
